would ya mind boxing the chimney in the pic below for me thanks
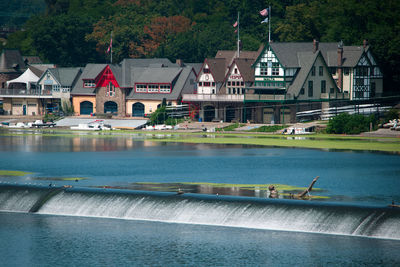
[313,39,319,53]
[176,59,183,67]
[363,39,369,49]
[337,41,343,90]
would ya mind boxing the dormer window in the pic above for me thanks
[84,80,96,87]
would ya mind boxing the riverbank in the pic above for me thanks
[1,125,400,153]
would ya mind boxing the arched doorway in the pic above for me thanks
[203,105,215,122]
[132,102,145,117]
[80,101,93,115]
[225,106,235,122]
[104,101,118,114]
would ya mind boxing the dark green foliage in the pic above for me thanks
[3,0,400,92]
[383,109,399,123]
[248,125,288,132]
[149,106,168,125]
[326,113,378,135]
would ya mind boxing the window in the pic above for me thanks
[53,85,60,92]
[199,82,203,86]
[260,62,268,75]
[356,66,368,76]
[228,88,231,94]
[300,88,305,95]
[311,66,316,76]
[356,78,364,86]
[204,82,210,86]
[212,89,215,94]
[321,80,326,93]
[203,68,210,73]
[234,68,238,74]
[136,84,147,92]
[106,82,115,96]
[84,80,96,87]
[344,68,350,75]
[319,66,323,76]
[330,67,336,74]
[241,81,244,86]
[227,81,231,86]
[308,81,313,97]
[160,84,171,93]
[212,82,215,86]
[330,88,335,94]
[148,84,159,92]
[272,62,279,76]
[233,88,236,94]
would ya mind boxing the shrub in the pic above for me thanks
[248,125,288,132]
[326,113,377,134]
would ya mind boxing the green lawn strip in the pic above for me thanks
[152,136,400,152]
[0,170,32,176]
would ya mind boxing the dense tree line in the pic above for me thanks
[3,0,400,93]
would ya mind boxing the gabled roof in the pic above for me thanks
[0,49,26,73]
[326,46,365,67]
[71,64,106,95]
[286,52,319,96]
[230,58,255,82]
[286,51,339,97]
[258,42,369,68]
[46,67,82,87]
[201,58,227,82]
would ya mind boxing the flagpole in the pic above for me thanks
[237,11,240,58]
[268,5,271,44]
[110,31,113,64]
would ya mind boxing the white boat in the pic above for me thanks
[70,120,112,131]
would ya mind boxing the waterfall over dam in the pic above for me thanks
[1,184,399,240]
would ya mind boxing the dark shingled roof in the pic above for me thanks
[71,64,107,95]
[286,52,319,96]
[230,58,255,82]
[268,42,367,68]
[203,58,227,82]
[23,56,42,65]
[47,67,82,87]
[0,49,26,73]
[126,66,194,100]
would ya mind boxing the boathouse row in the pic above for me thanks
[70,59,198,117]
[182,40,384,123]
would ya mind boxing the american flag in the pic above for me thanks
[107,37,112,53]
[260,8,268,16]
[233,21,238,27]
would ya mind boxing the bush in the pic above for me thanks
[326,113,377,134]
[248,125,288,132]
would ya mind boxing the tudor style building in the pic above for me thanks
[244,40,382,123]
[71,59,196,117]
[183,50,259,122]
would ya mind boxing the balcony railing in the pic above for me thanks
[0,88,52,97]
[182,94,244,102]
[320,92,350,100]
[244,94,286,101]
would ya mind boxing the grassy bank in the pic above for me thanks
[1,128,399,153]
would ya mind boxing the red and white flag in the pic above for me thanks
[233,21,238,27]
[260,8,268,16]
[107,36,112,53]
